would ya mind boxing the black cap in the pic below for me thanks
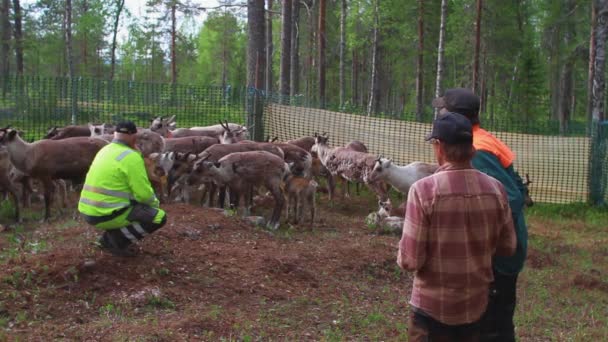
[431,88,480,118]
[426,112,473,144]
[115,121,137,135]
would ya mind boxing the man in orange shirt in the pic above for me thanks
[433,88,529,342]
[398,111,516,341]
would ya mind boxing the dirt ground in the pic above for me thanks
[0,192,413,340]
[1,190,606,340]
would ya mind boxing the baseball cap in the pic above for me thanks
[115,121,137,135]
[425,112,473,144]
[431,88,480,117]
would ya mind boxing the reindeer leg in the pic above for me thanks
[327,173,335,201]
[9,186,20,223]
[244,185,253,217]
[294,195,300,225]
[42,179,54,222]
[219,185,228,209]
[310,193,315,228]
[267,183,284,230]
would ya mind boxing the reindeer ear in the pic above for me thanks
[149,152,159,160]
[187,154,196,163]
[8,130,17,140]
[167,115,176,123]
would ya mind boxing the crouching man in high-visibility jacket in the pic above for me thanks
[78,121,167,257]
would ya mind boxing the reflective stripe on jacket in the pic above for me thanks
[78,140,159,217]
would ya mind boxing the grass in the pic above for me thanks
[516,203,608,340]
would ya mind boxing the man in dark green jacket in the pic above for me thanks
[79,121,167,257]
[433,88,528,341]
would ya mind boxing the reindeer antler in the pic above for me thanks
[524,173,533,185]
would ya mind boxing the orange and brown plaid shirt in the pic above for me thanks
[397,163,516,325]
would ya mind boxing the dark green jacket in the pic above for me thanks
[472,150,528,274]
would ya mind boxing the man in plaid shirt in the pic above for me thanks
[398,112,516,341]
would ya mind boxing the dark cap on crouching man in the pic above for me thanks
[433,88,529,341]
[397,112,517,342]
[78,121,167,257]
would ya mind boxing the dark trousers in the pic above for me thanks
[84,204,167,249]
[480,272,519,342]
[102,214,167,249]
[408,308,481,342]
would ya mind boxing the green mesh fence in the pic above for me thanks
[0,75,247,141]
[1,75,606,205]
[262,94,602,205]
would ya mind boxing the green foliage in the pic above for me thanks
[196,10,246,87]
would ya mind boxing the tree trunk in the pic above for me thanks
[247,0,266,140]
[170,2,177,84]
[559,0,576,134]
[82,0,88,73]
[265,0,273,92]
[318,0,326,108]
[110,0,124,80]
[351,49,357,106]
[588,3,597,131]
[472,0,482,92]
[367,0,379,116]
[592,0,608,122]
[280,0,292,98]
[433,0,448,118]
[0,0,10,77]
[289,0,299,96]
[415,0,424,121]
[12,0,22,74]
[65,0,76,124]
[339,0,346,109]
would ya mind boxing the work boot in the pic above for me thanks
[97,232,137,257]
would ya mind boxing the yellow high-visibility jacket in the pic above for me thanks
[78,140,158,218]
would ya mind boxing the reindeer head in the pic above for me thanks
[220,120,249,144]
[368,156,392,182]
[150,115,176,138]
[44,126,58,139]
[188,154,221,185]
[88,123,106,137]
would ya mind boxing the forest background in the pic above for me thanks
[0,0,606,134]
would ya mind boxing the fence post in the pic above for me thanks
[70,77,78,125]
[589,120,608,205]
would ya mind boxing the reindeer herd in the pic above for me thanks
[0,116,533,230]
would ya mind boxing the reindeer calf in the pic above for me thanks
[284,174,318,227]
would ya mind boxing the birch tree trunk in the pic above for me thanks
[265,0,273,92]
[367,0,379,116]
[318,0,326,108]
[472,0,482,92]
[110,0,124,80]
[592,0,608,122]
[339,0,346,109]
[280,0,292,98]
[289,0,299,96]
[433,0,448,118]
[415,0,424,121]
[170,2,177,84]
